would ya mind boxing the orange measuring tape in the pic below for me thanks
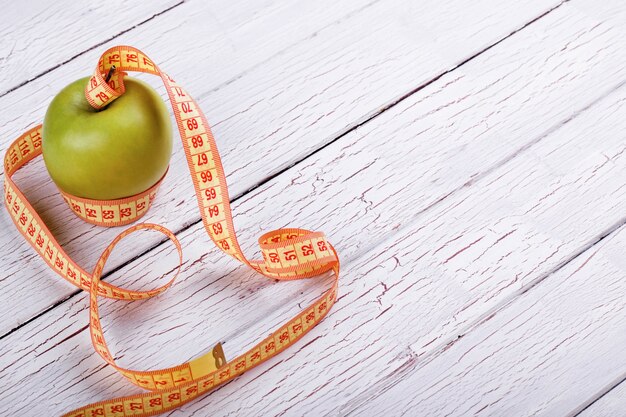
[3,46,339,416]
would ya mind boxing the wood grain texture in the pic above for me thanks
[1,2,624,414]
[0,0,564,335]
[176,68,626,417]
[0,0,380,335]
[359,224,626,416]
[573,0,626,28]
[0,0,181,95]
[578,380,626,417]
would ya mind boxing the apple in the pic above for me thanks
[42,76,172,200]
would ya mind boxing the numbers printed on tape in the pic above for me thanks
[3,45,339,416]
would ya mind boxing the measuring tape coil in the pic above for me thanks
[3,45,339,416]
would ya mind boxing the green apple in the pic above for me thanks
[42,76,172,200]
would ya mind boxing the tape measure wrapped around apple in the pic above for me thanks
[3,46,340,416]
[42,66,173,226]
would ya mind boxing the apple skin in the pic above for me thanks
[42,76,172,200]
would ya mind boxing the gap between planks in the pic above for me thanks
[345,215,626,416]
[572,374,626,416]
[0,0,383,102]
[1,3,624,412]
[349,222,626,416]
[148,81,626,416]
[0,0,571,343]
[1,0,576,336]
[0,1,186,98]
[333,77,626,415]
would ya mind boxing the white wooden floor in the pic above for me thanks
[1,1,625,416]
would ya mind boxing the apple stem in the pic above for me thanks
[104,65,116,83]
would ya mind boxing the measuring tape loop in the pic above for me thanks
[3,45,339,416]
[88,223,229,393]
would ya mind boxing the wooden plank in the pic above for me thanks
[574,0,626,28]
[578,380,626,417]
[0,0,378,334]
[0,0,181,95]
[358,225,626,416]
[0,3,624,413]
[0,0,564,335]
[173,71,626,417]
